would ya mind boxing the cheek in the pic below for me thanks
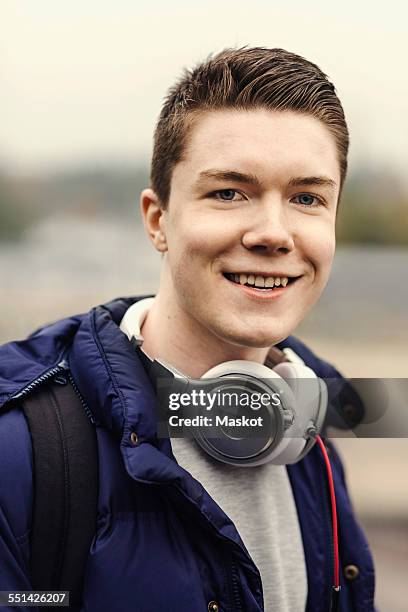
[293,214,336,280]
[167,211,235,263]
[307,224,336,281]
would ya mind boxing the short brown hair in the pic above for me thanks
[151,47,349,207]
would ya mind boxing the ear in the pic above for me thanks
[140,188,168,253]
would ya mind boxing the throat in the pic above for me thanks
[139,295,269,377]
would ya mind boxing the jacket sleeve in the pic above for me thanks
[0,407,35,602]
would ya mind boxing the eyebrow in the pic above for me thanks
[287,176,337,189]
[195,169,337,190]
[195,169,260,187]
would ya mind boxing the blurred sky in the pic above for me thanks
[1,0,407,180]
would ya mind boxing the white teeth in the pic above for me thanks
[228,272,291,288]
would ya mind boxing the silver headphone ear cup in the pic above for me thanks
[194,360,299,466]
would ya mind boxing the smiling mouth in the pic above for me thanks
[223,272,301,290]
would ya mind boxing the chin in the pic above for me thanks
[213,322,291,350]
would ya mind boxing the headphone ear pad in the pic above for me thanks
[273,359,314,389]
[273,362,322,420]
[273,362,316,379]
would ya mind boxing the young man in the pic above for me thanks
[0,48,375,611]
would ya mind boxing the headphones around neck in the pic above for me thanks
[120,298,328,466]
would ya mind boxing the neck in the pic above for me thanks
[140,292,270,378]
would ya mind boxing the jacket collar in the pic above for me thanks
[69,296,159,441]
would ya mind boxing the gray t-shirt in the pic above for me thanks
[171,437,307,612]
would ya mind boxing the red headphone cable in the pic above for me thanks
[315,434,341,611]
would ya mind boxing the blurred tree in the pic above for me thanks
[337,170,408,245]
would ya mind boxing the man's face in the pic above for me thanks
[158,109,340,348]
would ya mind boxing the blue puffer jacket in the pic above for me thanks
[0,297,375,612]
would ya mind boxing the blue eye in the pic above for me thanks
[292,193,323,207]
[214,189,237,202]
[212,189,244,202]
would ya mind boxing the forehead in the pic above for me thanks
[175,109,340,188]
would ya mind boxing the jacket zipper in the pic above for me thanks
[10,361,69,401]
[230,557,243,612]
[66,369,97,425]
[10,360,96,425]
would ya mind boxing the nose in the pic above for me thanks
[241,203,295,254]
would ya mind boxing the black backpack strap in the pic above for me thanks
[22,377,98,611]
